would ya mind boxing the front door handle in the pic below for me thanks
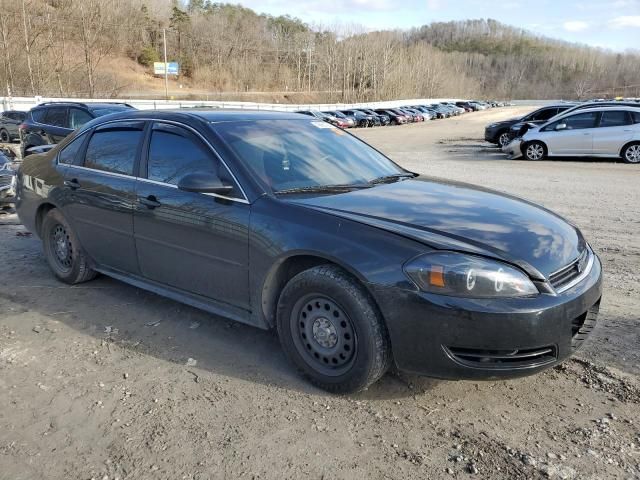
[139,195,161,209]
[63,178,80,189]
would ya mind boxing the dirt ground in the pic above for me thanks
[1,106,639,480]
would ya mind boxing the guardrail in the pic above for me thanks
[0,96,477,113]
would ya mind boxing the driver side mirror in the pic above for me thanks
[177,172,233,195]
[555,123,567,131]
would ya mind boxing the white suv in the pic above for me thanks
[515,106,640,163]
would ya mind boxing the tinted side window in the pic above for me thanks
[563,112,599,130]
[147,124,217,185]
[44,107,68,128]
[58,133,86,165]
[69,108,93,129]
[531,108,558,121]
[84,127,143,175]
[632,111,640,124]
[599,111,631,127]
[31,109,47,123]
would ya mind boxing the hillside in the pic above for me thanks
[0,1,638,102]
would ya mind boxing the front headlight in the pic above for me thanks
[404,252,538,298]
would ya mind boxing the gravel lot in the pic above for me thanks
[1,106,639,480]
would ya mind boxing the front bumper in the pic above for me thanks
[372,254,603,380]
[502,138,524,159]
[484,126,500,142]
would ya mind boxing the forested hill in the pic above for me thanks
[0,1,638,102]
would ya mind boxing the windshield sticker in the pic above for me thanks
[311,121,336,129]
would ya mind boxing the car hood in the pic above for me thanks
[488,118,520,127]
[291,177,585,279]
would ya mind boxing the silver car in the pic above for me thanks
[515,107,640,163]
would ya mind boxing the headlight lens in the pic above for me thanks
[404,252,538,298]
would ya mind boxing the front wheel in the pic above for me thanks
[276,265,391,393]
[621,143,640,164]
[524,141,546,161]
[0,129,10,143]
[41,209,97,284]
[497,131,511,148]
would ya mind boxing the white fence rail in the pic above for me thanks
[1,96,473,113]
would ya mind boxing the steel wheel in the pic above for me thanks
[49,223,73,272]
[498,132,511,147]
[525,142,545,161]
[623,144,640,164]
[290,294,357,377]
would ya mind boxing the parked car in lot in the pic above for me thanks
[322,111,355,128]
[341,109,376,127]
[509,106,640,163]
[16,109,602,392]
[296,110,348,128]
[375,109,407,125]
[0,110,27,143]
[19,101,135,157]
[357,109,391,126]
[486,103,578,147]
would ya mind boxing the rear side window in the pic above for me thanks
[147,123,217,185]
[58,133,86,165]
[632,111,640,124]
[44,107,68,128]
[31,109,47,123]
[599,111,631,127]
[84,127,143,176]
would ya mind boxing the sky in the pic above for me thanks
[232,0,640,51]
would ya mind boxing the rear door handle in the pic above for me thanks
[139,195,161,209]
[63,179,80,189]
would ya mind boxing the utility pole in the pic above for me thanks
[163,28,169,101]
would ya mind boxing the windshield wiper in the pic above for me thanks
[275,183,371,195]
[368,173,416,185]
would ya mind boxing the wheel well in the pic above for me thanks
[260,255,377,329]
[620,140,640,157]
[523,139,547,151]
[35,203,56,237]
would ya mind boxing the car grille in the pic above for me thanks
[445,345,557,369]
[549,248,590,292]
[571,300,600,350]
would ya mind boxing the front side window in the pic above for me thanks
[147,123,218,185]
[632,111,640,124]
[44,107,68,128]
[69,108,93,130]
[546,112,599,131]
[599,111,631,128]
[84,126,143,175]
[531,108,558,121]
[214,120,403,193]
[58,133,86,165]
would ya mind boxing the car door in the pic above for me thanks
[541,111,599,155]
[62,120,144,274]
[592,110,634,156]
[133,121,250,310]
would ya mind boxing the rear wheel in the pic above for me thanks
[524,141,546,161]
[276,265,391,393]
[41,209,97,284]
[0,129,10,143]
[621,143,640,164]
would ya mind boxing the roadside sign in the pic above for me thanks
[154,62,180,76]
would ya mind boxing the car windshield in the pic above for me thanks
[90,106,133,117]
[214,120,404,193]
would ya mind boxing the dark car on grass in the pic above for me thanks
[16,110,602,393]
[19,101,135,157]
[0,110,27,143]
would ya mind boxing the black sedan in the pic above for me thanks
[16,110,602,393]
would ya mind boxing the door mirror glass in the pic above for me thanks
[555,123,567,131]
[177,172,233,195]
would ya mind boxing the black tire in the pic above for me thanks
[41,208,97,284]
[621,142,640,164]
[0,129,9,143]
[497,131,511,148]
[523,141,547,161]
[276,265,391,393]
